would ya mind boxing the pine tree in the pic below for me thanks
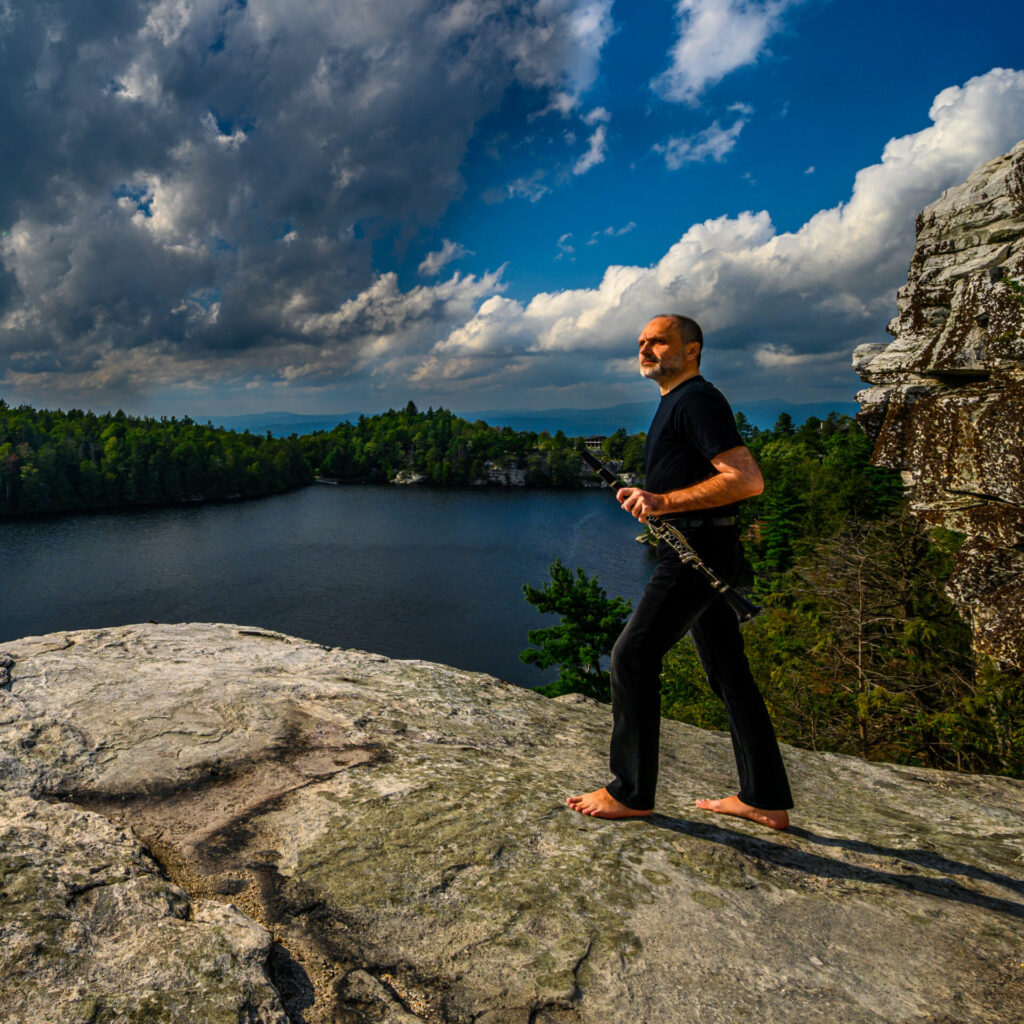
[520,560,631,701]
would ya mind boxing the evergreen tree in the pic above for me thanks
[602,427,629,460]
[658,636,729,729]
[525,412,1021,781]
[734,411,757,443]
[0,403,314,516]
[773,411,795,436]
[621,433,646,474]
[520,560,631,701]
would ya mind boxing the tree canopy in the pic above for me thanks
[0,401,311,516]
[522,411,1024,779]
[298,404,645,487]
[520,560,632,702]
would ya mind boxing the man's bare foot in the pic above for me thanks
[566,787,652,819]
[695,794,789,830]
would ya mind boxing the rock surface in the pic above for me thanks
[854,140,1024,668]
[2,623,1024,1023]
[0,792,287,1024]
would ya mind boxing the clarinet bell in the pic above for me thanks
[725,587,762,623]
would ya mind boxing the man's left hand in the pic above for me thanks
[616,487,665,523]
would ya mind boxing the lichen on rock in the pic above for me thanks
[854,139,1024,668]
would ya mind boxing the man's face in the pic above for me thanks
[638,317,690,381]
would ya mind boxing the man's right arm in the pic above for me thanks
[617,445,762,522]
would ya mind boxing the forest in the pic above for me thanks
[296,401,644,485]
[0,401,312,515]
[0,400,639,517]
[522,411,1024,780]
[6,396,1018,779]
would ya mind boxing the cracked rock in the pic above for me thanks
[855,139,1024,667]
[0,789,288,1024]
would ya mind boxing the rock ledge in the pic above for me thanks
[2,622,1023,1023]
[855,140,1024,667]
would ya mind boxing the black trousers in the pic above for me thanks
[604,527,793,811]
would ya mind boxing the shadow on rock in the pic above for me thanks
[267,942,316,1024]
[646,813,1024,919]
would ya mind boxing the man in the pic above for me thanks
[567,314,794,830]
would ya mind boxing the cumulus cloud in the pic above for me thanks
[0,0,613,405]
[2,11,1021,416]
[286,268,506,385]
[656,116,747,168]
[654,0,796,104]
[418,239,473,277]
[399,69,1024,401]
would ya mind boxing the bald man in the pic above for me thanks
[567,315,793,830]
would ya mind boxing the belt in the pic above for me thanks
[666,515,736,528]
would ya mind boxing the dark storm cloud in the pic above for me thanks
[0,0,613,400]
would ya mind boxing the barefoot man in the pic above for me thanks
[567,315,793,830]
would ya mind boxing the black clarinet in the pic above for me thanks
[580,449,762,623]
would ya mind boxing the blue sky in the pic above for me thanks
[1,0,1022,417]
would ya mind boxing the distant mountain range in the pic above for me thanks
[207,399,860,438]
[459,400,861,436]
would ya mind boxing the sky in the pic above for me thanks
[1,0,1023,419]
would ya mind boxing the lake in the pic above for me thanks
[0,485,656,688]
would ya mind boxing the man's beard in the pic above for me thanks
[640,354,686,380]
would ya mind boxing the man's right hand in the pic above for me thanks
[617,487,665,523]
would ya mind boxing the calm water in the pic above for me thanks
[1,485,655,688]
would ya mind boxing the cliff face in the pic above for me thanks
[854,140,1024,668]
[2,623,1024,1024]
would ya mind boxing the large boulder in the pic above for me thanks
[1,623,1023,1023]
[854,140,1024,668]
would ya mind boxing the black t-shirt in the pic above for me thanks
[644,375,745,517]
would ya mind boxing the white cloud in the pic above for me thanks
[559,1,616,101]
[497,0,614,110]
[657,116,747,168]
[200,111,247,150]
[400,69,1024,400]
[276,268,507,386]
[654,0,795,105]
[295,269,504,338]
[418,239,473,277]
[582,106,611,125]
[573,123,608,175]
[754,344,820,367]
[804,165,815,174]
[505,171,551,203]
[533,91,578,119]
[555,232,576,260]
[588,221,637,244]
